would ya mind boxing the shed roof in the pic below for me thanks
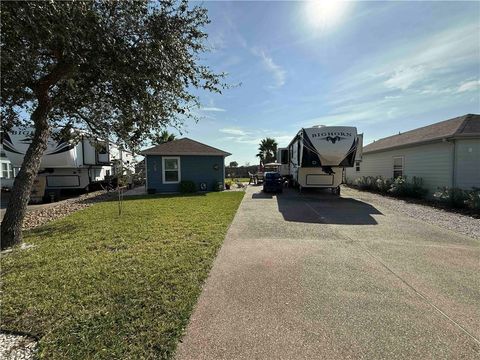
[364,114,480,154]
[141,138,231,157]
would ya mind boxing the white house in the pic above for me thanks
[345,114,480,195]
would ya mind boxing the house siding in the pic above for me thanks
[454,138,480,189]
[146,155,225,193]
[345,142,454,195]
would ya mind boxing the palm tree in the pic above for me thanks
[256,137,277,166]
[155,130,176,144]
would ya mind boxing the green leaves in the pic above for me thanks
[1,0,226,149]
[257,137,278,165]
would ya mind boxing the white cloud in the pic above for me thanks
[457,79,480,93]
[333,22,478,98]
[219,127,292,146]
[251,47,286,88]
[200,107,226,112]
[385,66,426,90]
[219,128,248,136]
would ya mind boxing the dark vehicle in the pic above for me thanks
[263,172,283,193]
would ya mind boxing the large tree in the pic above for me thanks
[1,0,226,249]
[256,137,278,166]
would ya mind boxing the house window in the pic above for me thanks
[162,157,180,183]
[355,161,361,172]
[393,156,404,178]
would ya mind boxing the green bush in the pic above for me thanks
[354,176,376,191]
[374,177,392,194]
[179,180,196,193]
[434,187,480,210]
[225,179,234,189]
[389,176,428,198]
[353,175,428,199]
[465,188,480,210]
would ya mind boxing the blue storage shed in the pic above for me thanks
[141,138,231,193]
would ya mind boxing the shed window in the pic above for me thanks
[163,157,180,183]
[393,156,404,178]
[355,161,361,172]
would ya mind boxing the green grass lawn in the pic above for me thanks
[1,192,244,359]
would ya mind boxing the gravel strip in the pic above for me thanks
[343,186,480,240]
[0,333,37,360]
[22,190,114,230]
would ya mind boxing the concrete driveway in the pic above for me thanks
[175,186,480,359]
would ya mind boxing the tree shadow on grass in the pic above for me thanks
[26,222,80,238]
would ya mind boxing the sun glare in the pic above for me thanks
[305,0,349,30]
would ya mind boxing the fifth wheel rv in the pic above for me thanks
[2,127,135,200]
[288,125,362,194]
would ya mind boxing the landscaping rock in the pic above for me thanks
[0,333,37,360]
[343,186,480,240]
[23,190,114,230]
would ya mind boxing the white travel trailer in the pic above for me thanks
[2,127,135,197]
[288,125,362,194]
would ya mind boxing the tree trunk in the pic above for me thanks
[1,59,74,249]
[1,104,51,249]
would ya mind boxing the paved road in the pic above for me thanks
[176,186,480,359]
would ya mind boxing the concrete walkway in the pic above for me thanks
[175,186,480,359]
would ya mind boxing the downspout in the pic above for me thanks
[223,156,226,188]
[145,156,148,192]
[451,139,456,188]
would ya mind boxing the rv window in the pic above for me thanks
[355,161,361,172]
[163,157,181,183]
[393,156,404,178]
[1,162,13,179]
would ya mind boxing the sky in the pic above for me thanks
[174,0,480,165]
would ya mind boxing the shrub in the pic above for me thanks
[434,187,480,210]
[465,188,480,210]
[374,177,392,194]
[179,180,196,193]
[225,179,233,190]
[354,176,376,191]
[389,176,428,199]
